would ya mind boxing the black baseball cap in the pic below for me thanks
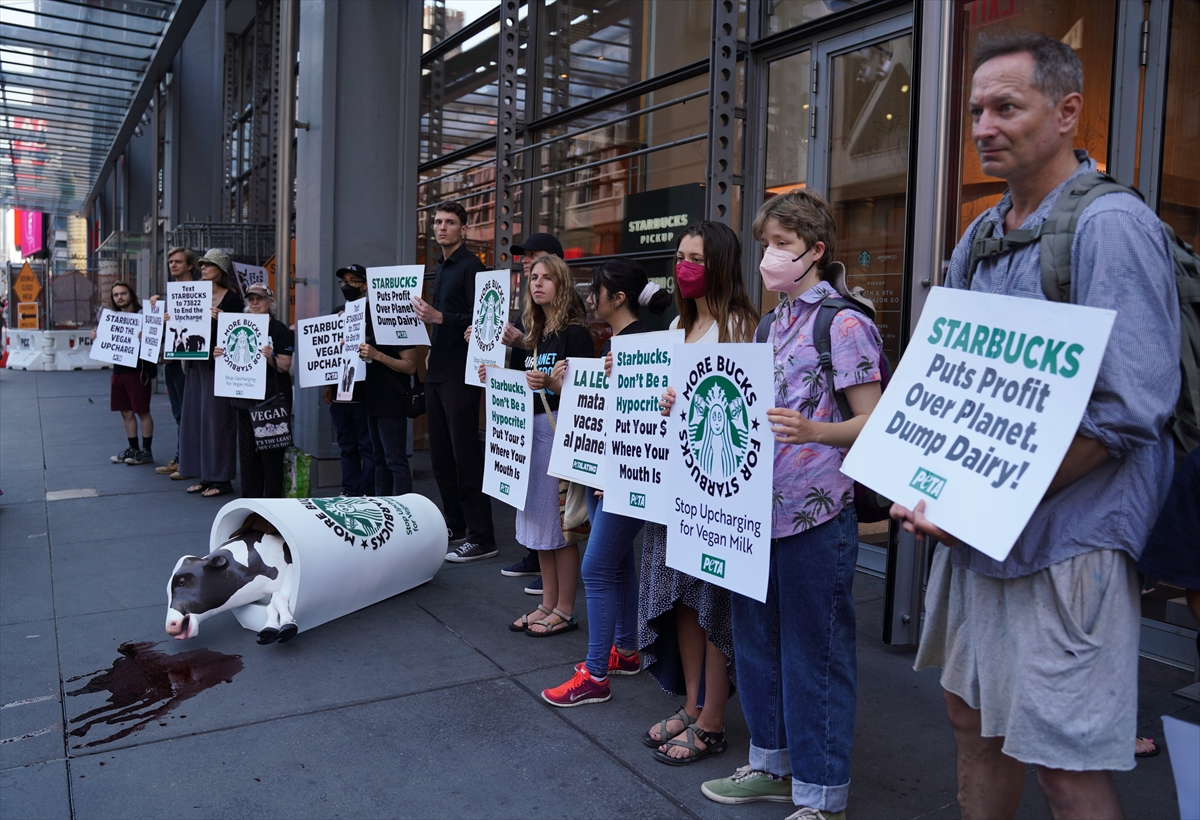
[512,233,563,258]
[335,264,367,280]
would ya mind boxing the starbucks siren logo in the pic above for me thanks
[304,496,398,550]
[223,320,261,371]
[474,280,505,351]
[678,357,763,498]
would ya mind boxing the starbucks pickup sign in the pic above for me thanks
[484,367,533,510]
[841,287,1115,561]
[665,344,774,602]
[547,359,609,488]
[465,270,511,385]
[368,265,429,345]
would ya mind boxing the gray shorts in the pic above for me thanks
[915,545,1139,772]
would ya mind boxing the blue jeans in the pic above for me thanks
[369,415,412,497]
[731,507,858,812]
[581,491,643,678]
[330,402,375,496]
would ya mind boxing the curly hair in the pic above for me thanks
[522,254,587,349]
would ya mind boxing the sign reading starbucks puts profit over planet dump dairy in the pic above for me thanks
[484,366,533,510]
[295,313,345,388]
[665,343,774,602]
[603,329,685,523]
[547,358,609,488]
[90,309,143,368]
[465,270,511,385]
[215,313,269,400]
[367,265,429,346]
[841,287,1115,562]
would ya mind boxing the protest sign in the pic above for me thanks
[465,270,511,385]
[214,313,269,400]
[841,287,1115,561]
[603,329,685,523]
[337,299,368,401]
[164,280,212,359]
[367,265,429,346]
[547,358,609,488]
[138,299,165,364]
[295,314,344,388]
[233,262,268,294]
[90,309,143,368]
[483,366,533,510]
[665,343,774,602]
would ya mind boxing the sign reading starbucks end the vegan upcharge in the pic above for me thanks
[841,287,1115,561]
[483,366,533,510]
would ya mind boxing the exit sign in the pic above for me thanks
[966,0,1024,29]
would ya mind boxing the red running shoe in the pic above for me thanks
[574,646,641,677]
[542,666,611,707]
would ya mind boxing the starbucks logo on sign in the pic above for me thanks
[222,322,261,372]
[687,376,750,480]
[474,281,504,351]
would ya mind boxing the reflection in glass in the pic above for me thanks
[767,0,868,36]
[827,34,913,367]
[765,51,811,192]
[1159,0,1199,248]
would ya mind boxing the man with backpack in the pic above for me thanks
[892,34,1181,820]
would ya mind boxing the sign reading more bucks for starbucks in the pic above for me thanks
[214,313,269,399]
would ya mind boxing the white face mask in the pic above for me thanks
[759,246,817,292]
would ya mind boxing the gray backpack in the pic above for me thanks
[967,171,1200,460]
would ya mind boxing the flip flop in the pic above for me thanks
[510,604,552,632]
[1135,736,1160,758]
[201,483,233,497]
[186,483,209,494]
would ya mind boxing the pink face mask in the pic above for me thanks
[759,246,817,293]
[675,260,707,299]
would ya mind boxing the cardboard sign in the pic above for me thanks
[665,344,774,602]
[465,270,511,385]
[841,287,1115,561]
[139,299,165,364]
[337,299,368,401]
[483,366,533,510]
[16,301,38,329]
[90,309,143,368]
[233,262,268,294]
[214,313,269,400]
[603,329,685,523]
[547,358,609,488]
[367,265,429,346]
[295,314,345,388]
[164,280,212,359]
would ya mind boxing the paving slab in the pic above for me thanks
[0,502,48,550]
[0,469,46,506]
[47,495,222,547]
[0,545,55,626]
[44,465,185,498]
[0,761,71,820]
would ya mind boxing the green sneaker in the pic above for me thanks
[701,765,792,804]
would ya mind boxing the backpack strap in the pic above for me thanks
[754,310,775,344]
[812,297,859,423]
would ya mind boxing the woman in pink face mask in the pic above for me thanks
[638,222,758,766]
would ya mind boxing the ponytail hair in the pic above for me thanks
[589,257,671,318]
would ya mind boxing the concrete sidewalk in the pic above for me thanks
[1,368,1195,819]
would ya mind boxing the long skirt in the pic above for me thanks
[178,364,238,484]
[515,413,566,550]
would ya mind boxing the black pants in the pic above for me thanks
[426,376,493,543]
[165,361,186,462]
[368,415,412,496]
[236,410,285,498]
[330,402,375,496]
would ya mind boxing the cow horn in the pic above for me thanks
[206,554,228,570]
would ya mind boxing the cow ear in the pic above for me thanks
[206,554,228,571]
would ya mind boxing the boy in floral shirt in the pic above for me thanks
[702,190,883,820]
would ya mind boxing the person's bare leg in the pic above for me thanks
[512,549,554,629]
[121,410,137,438]
[554,543,578,616]
[139,412,154,438]
[646,603,702,744]
[944,689,1024,820]
[664,635,730,760]
[1036,768,1123,820]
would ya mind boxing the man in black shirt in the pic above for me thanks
[412,201,496,561]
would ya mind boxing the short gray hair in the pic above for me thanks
[972,33,1083,104]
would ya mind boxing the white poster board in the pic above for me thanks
[1162,715,1200,820]
[602,329,685,523]
[214,313,269,400]
[337,299,368,401]
[547,358,609,488]
[367,265,430,346]
[665,343,774,602]
[465,270,511,385]
[164,280,212,360]
[233,262,268,294]
[295,314,345,388]
[841,287,1115,561]
[90,309,143,368]
[483,366,533,510]
[138,299,165,364]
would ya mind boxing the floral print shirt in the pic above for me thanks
[767,280,883,539]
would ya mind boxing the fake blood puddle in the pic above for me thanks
[65,641,243,749]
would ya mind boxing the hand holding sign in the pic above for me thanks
[465,271,512,386]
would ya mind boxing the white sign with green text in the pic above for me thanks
[841,287,1115,561]
[483,366,533,510]
[547,358,609,488]
[465,270,511,385]
[367,265,429,346]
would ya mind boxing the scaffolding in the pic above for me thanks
[164,222,277,267]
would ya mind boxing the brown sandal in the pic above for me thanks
[642,707,696,748]
[509,604,552,632]
[525,607,578,637]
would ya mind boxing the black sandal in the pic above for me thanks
[641,707,696,748]
[201,483,233,497]
[186,482,210,494]
[651,725,727,766]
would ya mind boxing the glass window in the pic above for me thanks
[417,148,504,269]
[767,0,869,36]
[423,1,500,51]
[1158,0,1200,248]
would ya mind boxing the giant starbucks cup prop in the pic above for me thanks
[165,495,446,645]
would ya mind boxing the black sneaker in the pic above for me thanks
[501,551,542,577]
[447,529,469,547]
[524,576,543,595]
[110,447,135,464]
[445,541,498,563]
[125,448,154,465]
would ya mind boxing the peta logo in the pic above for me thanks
[910,467,946,499]
[398,330,408,339]
[629,492,646,508]
[700,553,726,578]
[500,482,510,495]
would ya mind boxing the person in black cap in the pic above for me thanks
[412,201,496,560]
[326,264,375,497]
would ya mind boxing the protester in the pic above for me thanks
[217,284,293,499]
[96,281,155,466]
[700,190,883,818]
[156,247,196,476]
[642,222,758,764]
[413,201,496,560]
[359,302,420,496]
[890,34,1179,820]
[328,265,375,497]
[541,258,671,706]
[178,249,245,497]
